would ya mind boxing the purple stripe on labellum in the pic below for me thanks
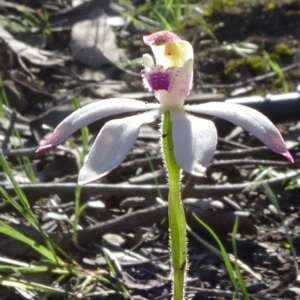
[141,66,177,92]
[148,71,171,91]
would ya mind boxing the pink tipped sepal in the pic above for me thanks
[283,151,294,163]
[269,132,294,163]
[36,144,53,153]
[36,125,67,153]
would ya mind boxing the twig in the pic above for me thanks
[1,147,37,157]
[185,287,282,300]
[75,204,167,246]
[211,159,291,167]
[201,61,300,89]
[0,171,298,212]
[0,204,168,256]
[215,146,282,158]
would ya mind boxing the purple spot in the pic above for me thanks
[148,72,171,91]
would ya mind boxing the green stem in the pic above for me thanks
[162,111,187,300]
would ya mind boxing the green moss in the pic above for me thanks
[206,0,243,14]
[224,59,241,75]
[247,56,267,73]
[263,1,277,11]
[272,78,283,88]
[274,43,294,56]
[207,0,280,15]
[225,55,267,75]
[290,72,300,80]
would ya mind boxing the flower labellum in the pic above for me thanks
[37,30,293,184]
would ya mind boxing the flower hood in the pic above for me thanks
[142,30,194,106]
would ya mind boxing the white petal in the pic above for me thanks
[185,102,293,161]
[142,53,154,68]
[175,40,194,68]
[78,109,164,184]
[170,110,217,176]
[37,98,158,152]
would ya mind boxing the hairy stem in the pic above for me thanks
[162,111,187,300]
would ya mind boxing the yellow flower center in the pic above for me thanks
[164,42,182,68]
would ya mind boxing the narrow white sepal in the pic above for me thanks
[78,108,164,185]
[39,98,158,149]
[185,102,291,159]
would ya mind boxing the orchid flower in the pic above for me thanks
[37,30,293,300]
[36,30,293,185]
